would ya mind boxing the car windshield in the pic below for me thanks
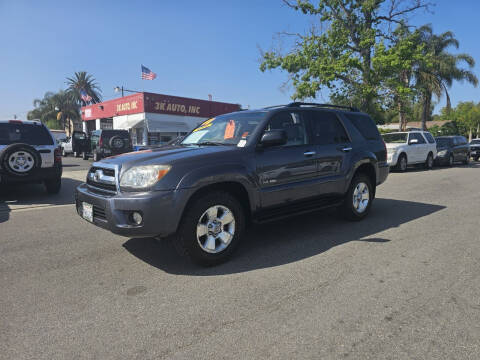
[182,112,266,146]
[470,139,480,145]
[436,138,451,147]
[0,122,53,145]
[382,133,408,143]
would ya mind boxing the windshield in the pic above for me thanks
[470,139,480,145]
[382,133,408,143]
[0,123,53,145]
[436,138,451,147]
[182,112,266,146]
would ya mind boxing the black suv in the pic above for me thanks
[435,136,470,166]
[86,129,132,161]
[76,103,389,265]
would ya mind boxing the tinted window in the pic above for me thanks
[459,136,468,145]
[0,123,53,145]
[266,111,307,146]
[435,138,452,147]
[409,133,426,144]
[471,139,480,145]
[101,130,129,140]
[423,132,435,144]
[73,132,86,140]
[308,111,349,145]
[344,113,380,140]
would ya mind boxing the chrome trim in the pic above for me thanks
[303,151,316,156]
[88,162,121,193]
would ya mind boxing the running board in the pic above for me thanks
[253,197,344,224]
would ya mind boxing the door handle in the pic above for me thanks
[340,147,353,152]
[303,151,316,157]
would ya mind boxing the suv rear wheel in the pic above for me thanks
[175,191,245,266]
[425,152,434,169]
[342,174,373,221]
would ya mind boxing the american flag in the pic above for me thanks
[141,65,157,80]
[80,89,92,102]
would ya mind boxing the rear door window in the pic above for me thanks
[344,113,380,140]
[409,133,426,144]
[0,123,53,145]
[307,111,350,145]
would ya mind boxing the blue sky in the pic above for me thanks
[1,0,479,119]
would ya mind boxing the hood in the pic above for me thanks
[385,143,405,151]
[98,144,240,169]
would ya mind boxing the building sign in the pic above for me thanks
[81,92,240,121]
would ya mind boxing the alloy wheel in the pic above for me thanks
[196,205,235,254]
[352,182,370,214]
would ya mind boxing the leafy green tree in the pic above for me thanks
[374,25,427,130]
[260,0,430,116]
[415,26,478,130]
[27,90,79,130]
[66,71,102,106]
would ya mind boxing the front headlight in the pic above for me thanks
[438,150,448,156]
[120,165,171,189]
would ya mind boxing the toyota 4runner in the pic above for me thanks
[76,103,389,266]
[0,120,62,193]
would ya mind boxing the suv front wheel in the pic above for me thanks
[342,174,373,221]
[44,177,61,194]
[175,191,245,266]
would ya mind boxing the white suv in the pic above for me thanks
[0,120,62,193]
[382,131,437,171]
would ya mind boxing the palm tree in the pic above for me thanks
[27,90,79,130]
[66,71,102,106]
[415,26,478,130]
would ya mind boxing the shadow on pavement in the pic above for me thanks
[0,177,82,224]
[123,198,446,276]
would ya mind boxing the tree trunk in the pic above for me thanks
[469,128,473,142]
[398,102,407,131]
[477,123,479,139]
[421,91,431,131]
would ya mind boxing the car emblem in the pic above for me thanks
[94,169,102,181]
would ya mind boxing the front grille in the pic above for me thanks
[93,205,106,221]
[86,166,117,194]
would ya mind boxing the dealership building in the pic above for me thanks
[80,92,240,146]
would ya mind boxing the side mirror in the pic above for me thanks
[409,138,419,145]
[260,129,287,147]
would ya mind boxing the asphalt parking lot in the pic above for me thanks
[1,159,479,359]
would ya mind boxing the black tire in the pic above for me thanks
[174,191,246,266]
[474,157,479,162]
[448,154,454,167]
[73,151,80,158]
[341,173,373,221]
[396,153,407,172]
[425,152,434,169]
[93,150,101,162]
[82,152,88,160]
[463,155,470,165]
[44,177,61,194]
[0,143,42,177]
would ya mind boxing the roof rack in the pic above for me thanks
[286,102,360,112]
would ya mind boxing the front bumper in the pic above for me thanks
[434,152,451,165]
[0,164,62,184]
[386,152,399,167]
[75,183,189,238]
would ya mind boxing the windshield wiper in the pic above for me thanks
[196,141,226,146]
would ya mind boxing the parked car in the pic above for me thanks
[0,120,62,193]
[61,131,90,159]
[382,131,437,171]
[469,139,480,161]
[84,129,132,161]
[434,136,470,166]
[76,103,389,266]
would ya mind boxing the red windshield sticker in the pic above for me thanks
[224,120,236,139]
[241,132,249,138]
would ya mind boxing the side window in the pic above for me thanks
[452,137,459,146]
[308,111,350,145]
[266,111,308,146]
[460,136,468,145]
[423,132,435,144]
[411,133,426,144]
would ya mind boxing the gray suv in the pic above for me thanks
[75,103,389,265]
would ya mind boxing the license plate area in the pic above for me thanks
[82,202,93,222]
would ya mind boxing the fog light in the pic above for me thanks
[131,211,143,225]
